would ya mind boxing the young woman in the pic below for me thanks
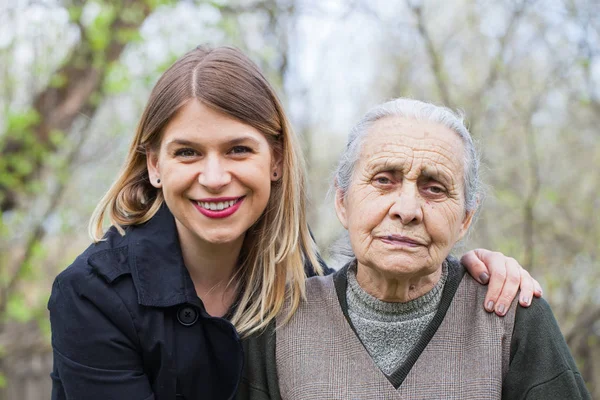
[48,46,541,400]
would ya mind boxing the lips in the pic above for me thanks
[379,235,425,247]
[196,198,241,211]
[192,196,245,219]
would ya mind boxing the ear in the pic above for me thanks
[146,149,162,188]
[270,143,283,182]
[334,185,349,229]
[457,209,475,241]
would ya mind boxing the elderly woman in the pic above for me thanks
[238,98,590,399]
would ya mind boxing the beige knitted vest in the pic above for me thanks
[276,273,517,400]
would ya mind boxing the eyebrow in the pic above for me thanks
[420,166,454,185]
[368,161,455,185]
[165,136,262,148]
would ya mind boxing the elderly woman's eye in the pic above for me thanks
[425,185,446,194]
[374,176,392,185]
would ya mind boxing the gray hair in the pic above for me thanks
[334,97,482,213]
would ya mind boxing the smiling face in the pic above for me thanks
[147,99,281,252]
[335,116,474,280]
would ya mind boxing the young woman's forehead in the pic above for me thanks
[160,100,268,145]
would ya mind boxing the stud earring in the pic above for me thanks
[157,178,161,184]
[273,172,277,177]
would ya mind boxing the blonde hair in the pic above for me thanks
[89,46,321,336]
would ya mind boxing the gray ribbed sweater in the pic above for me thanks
[347,262,448,375]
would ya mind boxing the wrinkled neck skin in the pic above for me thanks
[178,229,245,317]
[355,262,443,303]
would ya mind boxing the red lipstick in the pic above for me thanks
[192,197,244,219]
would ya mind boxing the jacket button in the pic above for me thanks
[177,305,198,326]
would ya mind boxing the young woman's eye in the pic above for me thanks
[174,148,198,158]
[229,146,252,155]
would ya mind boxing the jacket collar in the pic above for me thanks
[88,203,201,308]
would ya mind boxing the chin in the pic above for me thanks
[378,255,431,274]
[204,234,242,245]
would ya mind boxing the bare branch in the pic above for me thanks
[565,305,600,345]
[476,0,532,97]
[406,0,453,107]
[522,101,541,271]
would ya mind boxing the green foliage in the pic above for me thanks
[121,2,147,24]
[6,295,34,323]
[86,4,117,53]
[4,109,40,134]
[0,168,20,189]
[67,5,83,22]
[49,129,66,147]
[145,0,178,9]
[104,62,132,94]
[24,242,46,280]
[38,315,52,341]
[217,17,241,39]
[49,72,68,89]
[0,108,55,203]
[541,187,559,205]
[0,372,5,389]
[494,188,522,207]
[0,211,6,237]
[208,0,228,8]
[89,90,103,106]
[116,27,142,44]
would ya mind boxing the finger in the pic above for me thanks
[461,249,490,284]
[533,279,543,297]
[493,257,521,316]
[517,267,534,307]
[480,251,506,313]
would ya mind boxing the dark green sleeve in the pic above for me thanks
[502,298,591,400]
[235,321,281,400]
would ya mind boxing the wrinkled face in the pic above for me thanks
[335,116,474,279]
[147,100,281,251]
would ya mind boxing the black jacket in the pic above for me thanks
[49,204,329,400]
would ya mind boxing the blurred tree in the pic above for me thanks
[0,0,299,396]
[0,0,159,212]
[367,0,600,394]
[0,0,171,394]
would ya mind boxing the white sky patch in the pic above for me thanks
[289,0,387,138]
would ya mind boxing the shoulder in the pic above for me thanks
[503,297,591,399]
[511,297,569,353]
[48,242,144,371]
[54,225,130,285]
[49,229,139,327]
[305,274,335,301]
[514,296,555,325]
[511,297,568,356]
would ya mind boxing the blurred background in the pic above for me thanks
[0,0,598,398]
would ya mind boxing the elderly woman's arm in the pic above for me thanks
[461,249,543,316]
[502,298,591,399]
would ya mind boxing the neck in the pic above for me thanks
[176,224,245,317]
[355,261,442,302]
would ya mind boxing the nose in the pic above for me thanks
[389,183,423,225]
[197,155,231,192]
